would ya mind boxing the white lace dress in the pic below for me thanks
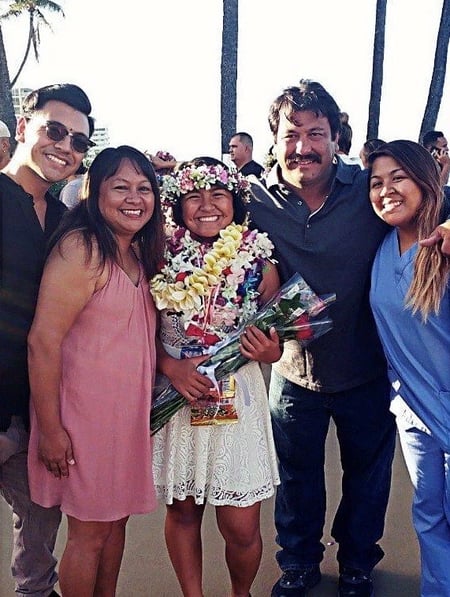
[152,310,280,507]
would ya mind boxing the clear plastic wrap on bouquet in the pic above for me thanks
[151,273,336,435]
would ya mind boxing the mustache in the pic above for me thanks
[286,153,321,165]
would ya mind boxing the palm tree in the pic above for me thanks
[0,0,64,88]
[0,24,17,145]
[0,0,63,150]
[366,0,387,140]
[419,0,450,141]
[220,0,238,157]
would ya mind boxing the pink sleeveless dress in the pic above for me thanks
[28,262,157,521]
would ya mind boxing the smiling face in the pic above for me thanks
[181,186,234,240]
[98,158,155,241]
[274,110,337,190]
[369,155,423,235]
[16,100,90,184]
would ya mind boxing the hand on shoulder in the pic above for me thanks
[419,220,450,256]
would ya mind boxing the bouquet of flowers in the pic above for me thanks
[151,273,335,434]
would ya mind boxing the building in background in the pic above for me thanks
[86,125,110,164]
[12,87,32,116]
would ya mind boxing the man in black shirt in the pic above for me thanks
[248,79,450,597]
[0,83,94,597]
[228,131,264,178]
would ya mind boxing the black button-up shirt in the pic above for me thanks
[0,173,67,429]
[248,159,389,393]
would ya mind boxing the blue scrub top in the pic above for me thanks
[370,229,450,451]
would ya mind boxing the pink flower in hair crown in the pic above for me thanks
[160,163,250,206]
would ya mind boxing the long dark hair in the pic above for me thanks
[50,145,165,279]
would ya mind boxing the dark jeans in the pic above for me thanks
[269,371,396,573]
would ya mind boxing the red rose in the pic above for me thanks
[294,313,314,341]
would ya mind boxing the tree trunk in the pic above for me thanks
[419,0,450,141]
[220,0,238,157]
[0,25,17,150]
[10,12,34,89]
[366,0,387,140]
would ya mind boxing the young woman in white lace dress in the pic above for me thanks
[151,157,280,597]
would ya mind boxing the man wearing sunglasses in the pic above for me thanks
[0,83,94,597]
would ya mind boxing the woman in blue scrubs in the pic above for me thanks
[369,139,450,597]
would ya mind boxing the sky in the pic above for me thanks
[1,0,449,164]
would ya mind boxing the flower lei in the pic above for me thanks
[160,163,250,206]
[150,222,274,343]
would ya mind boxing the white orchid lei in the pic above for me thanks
[160,163,250,206]
[150,222,274,344]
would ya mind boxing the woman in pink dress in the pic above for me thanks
[27,146,165,596]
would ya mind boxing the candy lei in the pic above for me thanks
[150,222,274,341]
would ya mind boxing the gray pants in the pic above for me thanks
[0,419,61,596]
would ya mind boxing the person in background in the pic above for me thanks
[0,83,94,597]
[369,140,450,597]
[27,145,165,596]
[359,138,386,169]
[336,112,361,167]
[229,131,264,178]
[59,162,87,209]
[151,156,280,597]
[336,112,352,156]
[248,79,399,597]
[0,119,12,169]
[422,130,450,187]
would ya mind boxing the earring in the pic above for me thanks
[332,155,338,165]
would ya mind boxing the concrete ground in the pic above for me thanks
[1,425,420,596]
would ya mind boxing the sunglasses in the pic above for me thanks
[43,120,95,154]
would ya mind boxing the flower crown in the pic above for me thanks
[160,163,251,206]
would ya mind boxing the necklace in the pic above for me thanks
[150,222,274,342]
